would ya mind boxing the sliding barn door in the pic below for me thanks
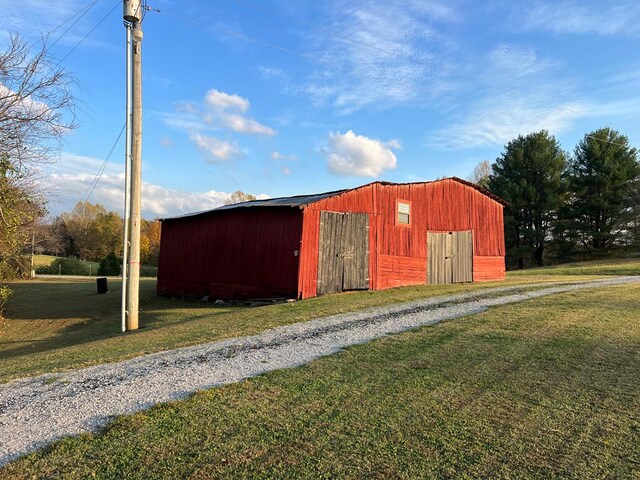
[317,211,369,295]
[428,231,473,284]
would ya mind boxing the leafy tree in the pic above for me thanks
[140,219,161,266]
[0,156,44,279]
[562,128,639,250]
[61,202,123,261]
[224,190,256,205]
[489,131,567,268]
[468,161,491,188]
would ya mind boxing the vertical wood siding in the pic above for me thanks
[298,179,505,297]
[157,208,303,299]
[159,178,505,300]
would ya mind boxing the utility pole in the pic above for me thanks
[121,21,132,333]
[123,0,143,331]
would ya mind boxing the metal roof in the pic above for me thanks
[161,189,347,221]
[161,177,507,221]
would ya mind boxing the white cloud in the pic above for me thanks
[190,133,244,162]
[205,89,250,112]
[270,151,298,161]
[157,89,275,159]
[324,130,399,177]
[519,1,640,36]
[220,113,275,136]
[42,152,266,218]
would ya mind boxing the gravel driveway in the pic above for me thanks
[1,276,638,466]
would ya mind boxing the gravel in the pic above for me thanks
[1,276,638,466]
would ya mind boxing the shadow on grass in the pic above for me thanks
[0,280,247,362]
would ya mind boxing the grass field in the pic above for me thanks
[0,272,614,383]
[2,283,638,479]
[509,257,640,276]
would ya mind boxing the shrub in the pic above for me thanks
[37,257,88,276]
[98,252,121,276]
[140,265,158,277]
[0,285,12,318]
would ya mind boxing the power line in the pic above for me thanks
[77,123,126,208]
[585,134,636,149]
[47,1,99,51]
[55,0,121,67]
[26,0,98,51]
[158,10,312,58]
[234,0,399,57]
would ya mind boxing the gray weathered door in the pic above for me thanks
[317,211,369,295]
[427,231,473,284]
[451,231,473,283]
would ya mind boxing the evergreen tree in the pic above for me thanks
[489,131,567,268]
[98,252,121,276]
[564,128,639,250]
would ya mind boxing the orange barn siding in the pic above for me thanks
[297,179,505,298]
[473,256,507,282]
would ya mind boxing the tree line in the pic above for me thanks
[36,202,161,267]
[472,128,639,269]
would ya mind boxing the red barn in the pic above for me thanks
[157,177,506,300]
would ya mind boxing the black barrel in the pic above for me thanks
[96,277,109,294]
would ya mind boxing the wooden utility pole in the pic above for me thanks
[123,0,143,331]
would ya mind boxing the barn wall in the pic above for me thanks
[298,179,505,297]
[158,208,303,299]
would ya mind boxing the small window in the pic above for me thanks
[397,201,410,225]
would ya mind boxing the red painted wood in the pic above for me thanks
[159,178,506,300]
[158,208,303,299]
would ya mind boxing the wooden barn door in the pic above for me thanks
[452,231,473,283]
[428,231,473,284]
[317,211,369,295]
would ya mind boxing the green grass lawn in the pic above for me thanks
[2,283,638,479]
[32,254,58,266]
[0,273,608,383]
[509,257,640,276]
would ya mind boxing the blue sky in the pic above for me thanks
[2,0,639,218]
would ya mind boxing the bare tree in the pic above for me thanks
[0,34,77,279]
[468,161,492,188]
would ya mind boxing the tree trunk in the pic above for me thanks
[533,245,544,266]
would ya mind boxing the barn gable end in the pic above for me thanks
[296,178,506,298]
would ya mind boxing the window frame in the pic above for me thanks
[396,199,412,227]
